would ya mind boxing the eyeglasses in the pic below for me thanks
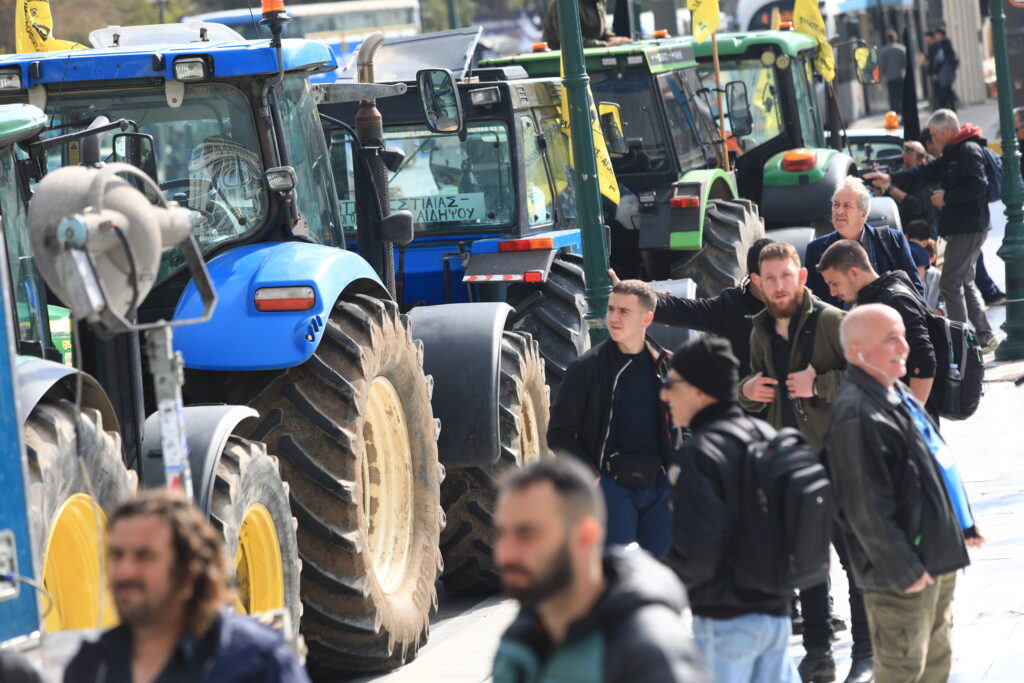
[661,377,686,390]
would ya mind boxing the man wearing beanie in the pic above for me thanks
[661,336,799,682]
[548,279,675,557]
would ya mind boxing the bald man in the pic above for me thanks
[826,304,982,683]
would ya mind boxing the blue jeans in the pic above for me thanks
[599,473,671,558]
[693,613,799,683]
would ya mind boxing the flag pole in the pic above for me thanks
[712,33,729,172]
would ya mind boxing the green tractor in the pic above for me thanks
[487,39,765,296]
[688,30,885,250]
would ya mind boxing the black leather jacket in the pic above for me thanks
[825,366,969,592]
[547,337,675,472]
[665,400,791,619]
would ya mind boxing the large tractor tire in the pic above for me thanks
[439,331,549,595]
[23,398,137,632]
[670,198,765,298]
[224,294,443,675]
[210,436,302,633]
[506,252,588,401]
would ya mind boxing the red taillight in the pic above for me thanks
[781,149,817,172]
[669,196,700,209]
[499,237,554,252]
[524,271,543,283]
[255,286,316,312]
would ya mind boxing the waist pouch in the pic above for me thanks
[604,452,663,487]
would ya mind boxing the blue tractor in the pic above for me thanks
[0,12,458,674]
[318,30,594,593]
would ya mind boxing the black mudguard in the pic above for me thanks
[407,302,510,469]
[15,357,118,433]
[139,405,258,515]
[767,226,816,264]
[868,196,903,232]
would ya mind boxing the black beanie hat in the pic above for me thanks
[670,336,740,401]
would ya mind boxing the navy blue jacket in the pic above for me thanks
[63,610,310,683]
[805,224,924,308]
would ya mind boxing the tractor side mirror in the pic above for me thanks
[417,68,463,135]
[725,81,753,138]
[854,46,881,85]
[598,102,628,155]
[112,132,158,181]
[381,210,414,245]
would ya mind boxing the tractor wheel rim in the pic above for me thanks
[520,390,542,465]
[42,493,114,631]
[362,376,414,594]
[235,503,284,615]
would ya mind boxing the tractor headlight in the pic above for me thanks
[173,58,208,81]
[0,70,23,90]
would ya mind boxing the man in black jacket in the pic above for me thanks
[817,239,935,405]
[609,238,773,379]
[64,490,309,683]
[547,279,674,557]
[492,457,708,683]
[828,304,982,682]
[866,108,998,352]
[659,336,799,682]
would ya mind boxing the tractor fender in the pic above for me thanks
[139,404,258,515]
[760,150,856,227]
[173,242,387,371]
[14,356,118,432]
[464,229,583,284]
[407,302,511,469]
[643,169,736,251]
[646,278,702,351]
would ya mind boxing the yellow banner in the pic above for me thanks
[687,0,720,44]
[16,0,86,53]
[559,54,620,205]
[792,0,834,81]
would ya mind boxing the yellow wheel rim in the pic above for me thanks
[362,376,414,595]
[42,493,117,631]
[234,504,285,615]
[520,390,542,465]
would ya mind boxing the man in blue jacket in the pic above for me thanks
[805,176,923,309]
[64,490,309,683]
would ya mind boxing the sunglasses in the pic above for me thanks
[661,377,686,390]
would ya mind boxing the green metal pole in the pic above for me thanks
[992,0,1024,360]
[447,0,459,30]
[558,0,612,345]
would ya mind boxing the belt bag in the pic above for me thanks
[605,452,663,487]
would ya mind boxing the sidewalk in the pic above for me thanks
[792,356,1024,680]
[850,98,1002,145]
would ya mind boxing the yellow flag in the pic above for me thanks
[16,0,86,53]
[686,0,720,44]
[792,0,834,81]
[559,54,620,205]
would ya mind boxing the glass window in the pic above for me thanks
[589,69,671,174]
[519,116,554,227]
[793,56,825,148]
[25,83,269,280]
[538,115,577,226]
[700,58,783,151]
[0,147,44,345]
[331,121,515,235]
[657,72,717,170]
[281,76,343,247]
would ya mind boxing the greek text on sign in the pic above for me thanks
[340,192,486,227]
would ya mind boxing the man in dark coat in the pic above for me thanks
[542,0,632,49]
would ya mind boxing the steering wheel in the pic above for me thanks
[159,178,237,238]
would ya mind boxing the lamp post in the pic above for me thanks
[992,0,1024,360]
[558,0,612,344]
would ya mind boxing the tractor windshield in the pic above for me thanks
[332,121,515,235]
[656,70,719,169]
[24,83,269,279]
[588,69,673,174]
[699,58,783,152]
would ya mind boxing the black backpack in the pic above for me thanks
[981,145,1003,204]
[711,420,835,594]
[926,314,985,420]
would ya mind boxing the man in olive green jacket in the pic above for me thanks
[739,243,846,453]
[542,0,632,49]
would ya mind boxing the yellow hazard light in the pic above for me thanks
[781,149,817,172]
[653,29,670,38]
[884,111,900,130]
[262,0,286,13]
[532,42,549,52]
